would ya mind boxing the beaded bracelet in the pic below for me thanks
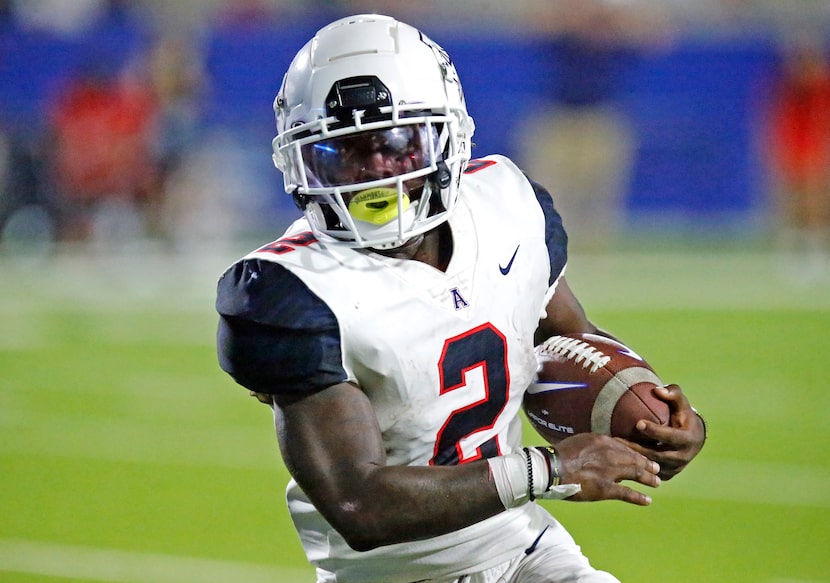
[522,447,535,501]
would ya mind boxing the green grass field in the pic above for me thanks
[1,244,829,582]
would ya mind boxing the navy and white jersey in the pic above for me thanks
[216,155,568,582]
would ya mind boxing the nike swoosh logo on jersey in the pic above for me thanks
[526,381,587,394]
[499,245,520,275]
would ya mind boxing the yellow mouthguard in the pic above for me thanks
[348,188,410,225]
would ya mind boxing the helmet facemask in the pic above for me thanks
[276,106,459,249]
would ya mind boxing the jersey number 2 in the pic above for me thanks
[431,323,510,466]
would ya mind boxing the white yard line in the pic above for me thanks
[0,538,310,583]
[0,538,826,583]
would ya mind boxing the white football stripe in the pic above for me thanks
[526,381,588,394]
[591,377,628,435]
[616,346,646,362]
[0,538,309,583]
[591,367,663,434]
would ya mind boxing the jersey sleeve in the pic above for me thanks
[215,258,347,395]
[527,177,568,285]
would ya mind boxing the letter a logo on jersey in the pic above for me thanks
[450,287,469,310]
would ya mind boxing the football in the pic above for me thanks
[523,333,670,444]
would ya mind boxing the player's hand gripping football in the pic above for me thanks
[554,433,662,506]
[623,384,706,480]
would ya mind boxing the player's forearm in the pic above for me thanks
[274,383,506,550]
[325,461,504,552]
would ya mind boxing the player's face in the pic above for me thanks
[301,124,436,192]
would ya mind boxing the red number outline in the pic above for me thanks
[431,323,510,466]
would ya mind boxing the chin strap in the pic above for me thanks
[369,233,424,253]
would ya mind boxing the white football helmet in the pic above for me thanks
[272,14,475,249]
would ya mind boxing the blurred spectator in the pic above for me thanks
[518,0,670,251]
[0,125,57,253]
[147,35,217,247]
[40,32,210,249]
[149,37,204,182]
[45,60,159,244]
[762,37,830,281]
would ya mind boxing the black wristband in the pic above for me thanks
[692,407,708,442]
[537,446,562,489]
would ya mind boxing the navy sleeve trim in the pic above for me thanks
[216,259,347,395]
[526,177,568,286]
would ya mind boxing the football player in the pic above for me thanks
[216,14,705,583]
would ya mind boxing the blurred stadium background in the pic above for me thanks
[2,1,830,582]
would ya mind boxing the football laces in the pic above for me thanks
[539,336,611,374]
